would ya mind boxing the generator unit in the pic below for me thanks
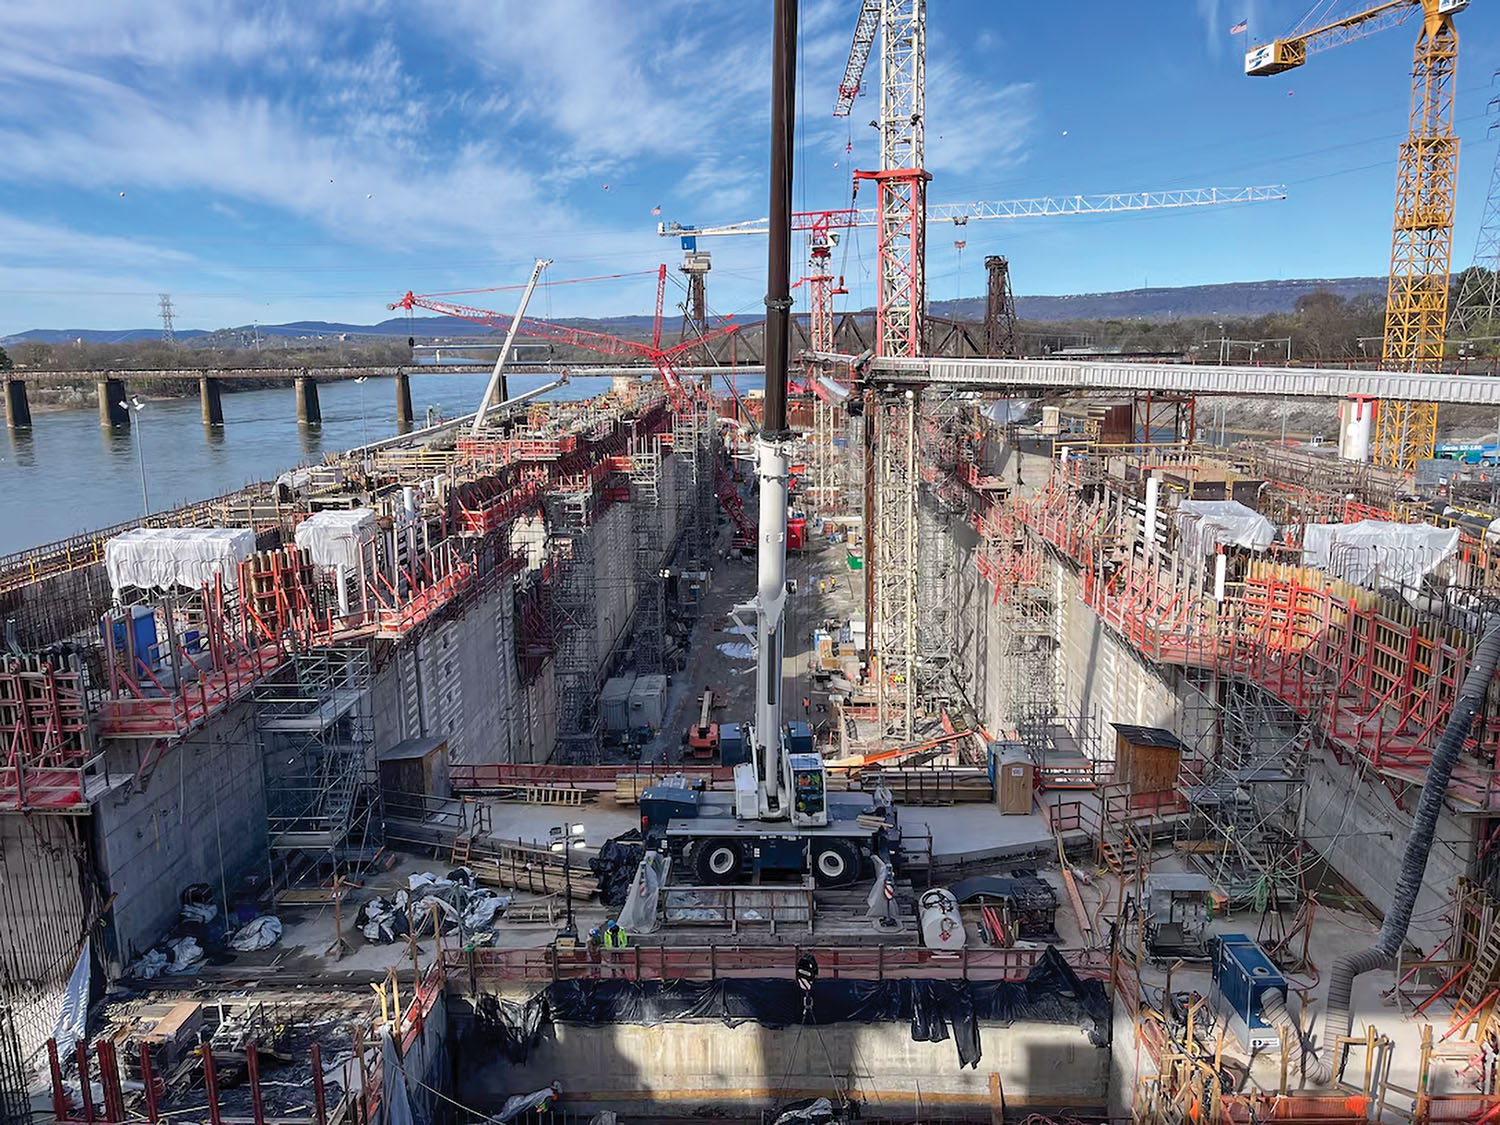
[1211,934,1286,1050]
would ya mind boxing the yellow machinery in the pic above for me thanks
[1247,0,1468,471]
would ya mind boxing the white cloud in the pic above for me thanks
[0,213,197,270]
[0,1,1042,329]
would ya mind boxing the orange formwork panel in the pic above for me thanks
[1010,476,1500,798]
[0,657,94,812]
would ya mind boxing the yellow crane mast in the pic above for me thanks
[1247,0,1467,471]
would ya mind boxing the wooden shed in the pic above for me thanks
[1111,724,1184,793]
[378,736,449,802]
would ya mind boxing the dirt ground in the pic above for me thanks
[642,464,863,764]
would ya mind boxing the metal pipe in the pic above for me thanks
[1322,616,1500,1074]
[47,1040,67,1123]
[246,1042,266,1125]
[744,0,799,809]
[76,1040,95,1124]
[202,1039,222,1125]
[311,1042,328,1125]
[140,1042,159,1123]
[762,0,797,438]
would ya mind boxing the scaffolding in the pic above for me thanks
[673,396,715,565]
[0,655,96,812]
[874,391,920,740]
[630,438,664,674]
[255,648,376,894]
[1180,674,1312,905]
[549,488,602,763]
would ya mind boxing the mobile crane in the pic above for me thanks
[640,0,899,889]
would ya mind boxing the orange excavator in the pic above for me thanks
[685,689,720,760]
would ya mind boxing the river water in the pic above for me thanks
[0,370,762,556]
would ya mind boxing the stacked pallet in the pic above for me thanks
[469,839,598,900]
[861,766,992,804]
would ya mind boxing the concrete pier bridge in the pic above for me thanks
[1,363,766,431]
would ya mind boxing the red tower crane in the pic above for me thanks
[392,264,742,406]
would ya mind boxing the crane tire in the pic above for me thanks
[693,838,744,884]
[812,839,861,887]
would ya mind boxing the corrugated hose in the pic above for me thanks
[1318,615,1500,1081]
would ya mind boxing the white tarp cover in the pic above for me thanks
[39,938,91,1069]
[105,527,255,595]
[1174,500,1275,556]
[983,399,1034,424]
[1302,520,1461,590]
[294,508,377,572]
[617,851,670,934]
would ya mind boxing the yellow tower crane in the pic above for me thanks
[1247,0,1467,471]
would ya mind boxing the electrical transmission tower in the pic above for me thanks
[1451,75,1500,338]
[984,255,1020,358]
[158,294,176,347]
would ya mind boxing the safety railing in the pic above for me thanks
[446,943,1110,983]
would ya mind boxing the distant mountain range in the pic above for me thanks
[2,276,1389,346]
[933,276,1386,322]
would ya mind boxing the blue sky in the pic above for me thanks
[2,0,1499,334]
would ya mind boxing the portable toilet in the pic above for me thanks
[989,741,1034,815]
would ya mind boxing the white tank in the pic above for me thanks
[918,889,966,951]
[1337,396,1375,463]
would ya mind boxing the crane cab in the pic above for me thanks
[1245,39,1306,75]
[788,752,829,828]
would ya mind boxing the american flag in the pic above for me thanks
[650,205,661,216]
[1229,19,1247,34]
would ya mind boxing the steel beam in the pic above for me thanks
[823,355,1500,405]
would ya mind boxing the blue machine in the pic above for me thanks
[719,723,749,768]
[1212,934,1286,1049]
[787,721,814,754]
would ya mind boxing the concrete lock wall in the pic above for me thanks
[371,579,532,767]
[459,1018,1109,1118]
[591,503,636,670]
[951,528,1180,746]
[1303,751,1472,952]
[1055,565,1178,737]
[92,703,268,965]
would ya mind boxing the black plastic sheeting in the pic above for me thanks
[465,946,1108,1070]
[589,832,645,908]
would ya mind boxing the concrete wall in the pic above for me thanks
[1303,750,1472,952]
[458,1016,1108,1119]
[950,519,1007,735]
[951,524,1182,750]
[591,502,636,671]
[370,576,558,768]
[1055,564,1179,740]
[514,663,558,765]
[92,702,268,965]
